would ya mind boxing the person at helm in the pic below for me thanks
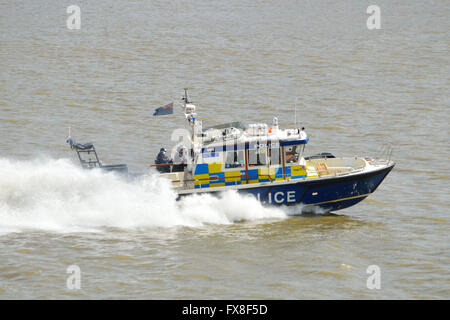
[155,147,171,173]
[172,145,187,172]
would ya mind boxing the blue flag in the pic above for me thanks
[153,102,174,116]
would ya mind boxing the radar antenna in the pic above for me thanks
[182,88,192,106]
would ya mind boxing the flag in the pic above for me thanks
[153,102,174,116]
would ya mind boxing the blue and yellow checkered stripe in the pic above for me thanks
[290,165,307,179]
[194,163,245,188]
[193,164,306,188]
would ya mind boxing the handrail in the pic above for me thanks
[170,173,275,184]
[147,162,184,170]
[173,166,365,184]
[152,162,366,186]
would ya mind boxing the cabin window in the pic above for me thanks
[285,145,300,164]
[269,147,281,166]
[248,146,267,167]
[225,150,244,168]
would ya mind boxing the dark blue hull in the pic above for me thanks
[239,164,394,213]
[179,163,394,213]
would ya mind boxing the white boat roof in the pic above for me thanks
[200,121,308,149]
[181,95,308,151]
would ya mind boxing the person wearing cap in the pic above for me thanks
[155,147,171,173]
[172,145,187,172]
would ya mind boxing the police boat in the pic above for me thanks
[150,90,395,213]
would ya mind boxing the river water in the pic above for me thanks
[0,0,448,299]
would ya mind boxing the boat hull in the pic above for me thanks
[178,163,394,213]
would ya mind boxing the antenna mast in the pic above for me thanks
[183,88,191,106]
[294,96,298,127]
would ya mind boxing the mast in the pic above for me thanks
[183,88,191,106]
[294,95,298,127]
[182,89,201,151]
[182,89,196,122]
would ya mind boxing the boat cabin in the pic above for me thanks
[190,120,309,189]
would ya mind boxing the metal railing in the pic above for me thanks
[149,161,366,189]
[374,143,394,163]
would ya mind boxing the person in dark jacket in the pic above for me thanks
[155,148,171,173]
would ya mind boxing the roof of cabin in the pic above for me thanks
[203,121,246,131]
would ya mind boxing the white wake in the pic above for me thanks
[0,157,287,234]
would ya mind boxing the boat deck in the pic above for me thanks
[160,157,390,192]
